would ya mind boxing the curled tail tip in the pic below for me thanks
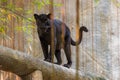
[85,28,88,32]
[80,26,88,32]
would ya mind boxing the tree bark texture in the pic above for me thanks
[0,46,105,80]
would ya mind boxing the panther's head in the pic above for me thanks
[34,13,51,30]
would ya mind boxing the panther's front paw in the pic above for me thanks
[63,64,71,68]
[44,59,51,62]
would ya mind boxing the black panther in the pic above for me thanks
[34,13,88,68]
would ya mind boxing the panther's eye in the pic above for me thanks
[44,18,47,21]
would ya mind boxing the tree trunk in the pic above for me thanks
[0,46,105,80]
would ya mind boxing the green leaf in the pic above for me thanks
[33,0,45,7]
[22,27,27,32]
[0,9,8,15]
[112,0,120,8]
[94,0,100,5]
[46,0,51,4]
[0,18,6,22]
[0,27,5,33]
[7,3,15,10]
[28,18,33,21]
[15,7,23,12]
[26,10,33,15]
[1,0,7,3]
[45,0,62,7]
[41,1,45,6]
[53,3,62,7]
[15,26,22,31]
[94,0,100,3]
[94,0,100,7]
[28,25,35,29]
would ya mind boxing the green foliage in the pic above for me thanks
[33,0,45,10]
[1,0,8,3]
[0,17,6,23]
[6,3,15,10]
[94,0,100,6]
[45,0,62,6]
[46,0,51,4]
[0,8,7,15]
[33,0,62,10]
[112,0,120,8]
[0,26,10,40]
[0,0,62,41]
[116,3,120,7]
[0,26,5,33]
[15,7,23,12]
[15,26,34,35]
[94,0,100,3]
[53,3,62,7]
[27,18,33,21]
[0,9,8,35]
[26,10,33,15]
[23,25,35,35]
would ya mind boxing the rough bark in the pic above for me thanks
[0,46,105,80]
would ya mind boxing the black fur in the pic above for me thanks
[34,13,88,68]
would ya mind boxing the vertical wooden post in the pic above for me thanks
[76,0,80,80]
[49,0,55,80]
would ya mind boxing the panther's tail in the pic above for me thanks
[71,26,88,46]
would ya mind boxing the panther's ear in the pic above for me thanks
[34,14,39,19]
[47,13,52,19]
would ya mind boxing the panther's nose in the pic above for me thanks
[44,26,51,32]
[46,25,51,28]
